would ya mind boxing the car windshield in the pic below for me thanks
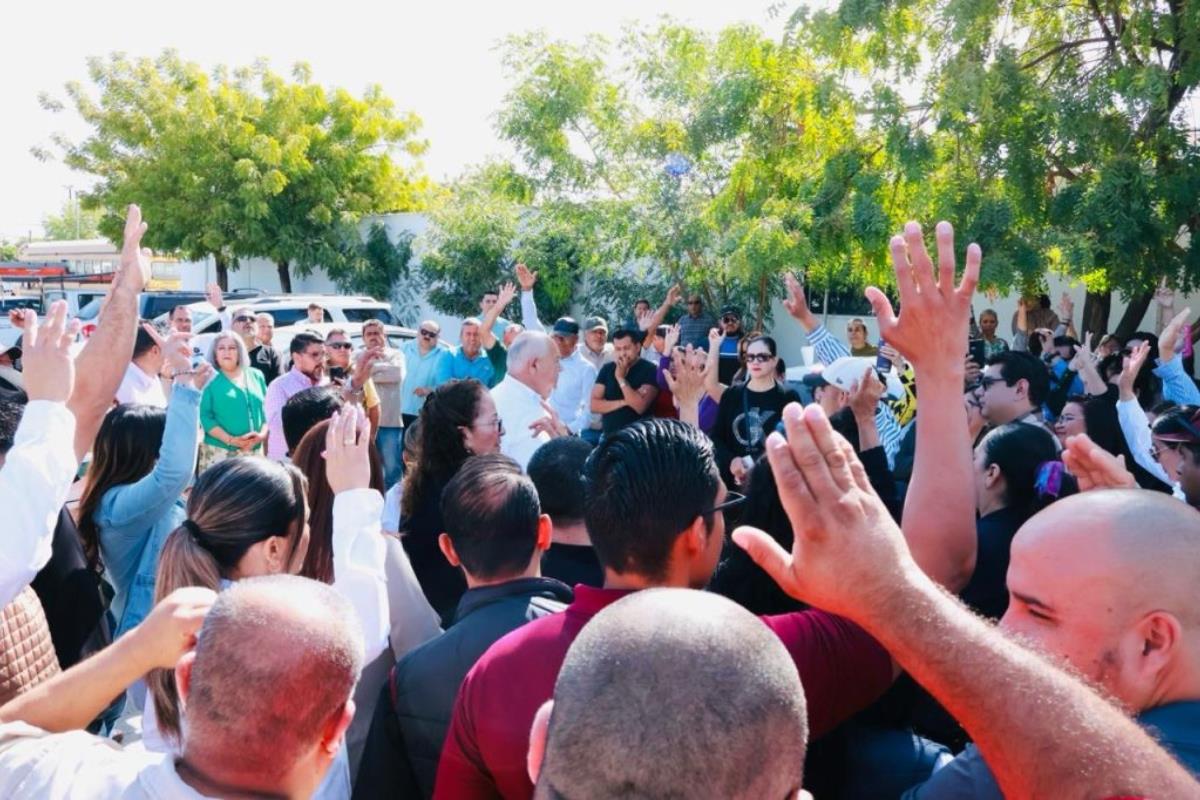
[342,308,397,325]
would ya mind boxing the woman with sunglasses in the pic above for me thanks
[197,331,268,472]
[398,379,505,623]
[711,336,799,488]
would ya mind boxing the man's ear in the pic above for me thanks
[438,533,462,568]
[535,515,553,552]
[320,700,355,756]
[175,650,197,712]
[527,699,554,786]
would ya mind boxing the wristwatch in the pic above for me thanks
[618,379,629,388]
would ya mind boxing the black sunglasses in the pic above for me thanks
[702,491,746,516]
[234,315,255,323]
[328,342,353,350]
[420,330,439,339]
[744,352,775,363]
[721,315,740,323]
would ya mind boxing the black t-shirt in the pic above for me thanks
[541,543,604,590]
[713,383,801,464]
[595,359,658,434]
[249,345,283,385]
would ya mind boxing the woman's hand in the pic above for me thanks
[324,406,371,494]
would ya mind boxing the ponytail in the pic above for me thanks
[980,423,1078,518]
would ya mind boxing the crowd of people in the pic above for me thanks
[0,205,1198,799]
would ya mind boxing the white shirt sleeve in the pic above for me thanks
[570,362,598,434]
[332,488,390,662]
[520,291,546,334]
[0,401,78,609]
[1116,398,1175,486]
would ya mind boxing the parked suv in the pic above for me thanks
[171,295,400,334]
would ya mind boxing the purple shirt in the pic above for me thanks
[264,367,323,459]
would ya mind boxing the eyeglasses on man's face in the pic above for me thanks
[978,375,1007,391]
[420,329,439,340]
[234,315,255,324]
[328,342,353,350]
[701,491,746,516]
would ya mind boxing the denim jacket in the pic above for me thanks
[95,384,200,638]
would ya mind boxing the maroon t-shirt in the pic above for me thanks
[432,585,893,800]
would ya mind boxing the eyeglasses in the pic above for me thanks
[234,315,255,323]
[1150,442,1179,460]
[474,417,504,434]
[721,316,739,324]
[701,491,746,516]
[744,352,775,363]
[420,330,439,340]
[978,376,1007,391]
[328,342,352,350]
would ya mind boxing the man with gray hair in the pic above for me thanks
[0,575,364,799]
[492,331,568,470]
[528,588,808,800]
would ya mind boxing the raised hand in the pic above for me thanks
[324,406,370,494]
[1059,292,1075,319]
[732,403,914,617]
[127,586,216,669]
[1155,282,1176,310]
[205,282,223,310]
[1159,308,1191,363]
[7,309,25,329]
[352,347,383,389]
[663,322,681,353]
[1062,433,1137,491]
[118,205,153,293]
[664,345,706,411]
[665,283,682,307]
[497,281,518,310]
[1118,341,1152,401]
[1067,333,1095,373]
[143,323,191,376]
[707,326,723,351]
[848,366,884,419]
[865,221,980,380]
[782,271,817,331]
[20,301,81,403]
[515,263,537,292]
[880,343,905,371]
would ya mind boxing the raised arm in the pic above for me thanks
[206,282,231,331]
[0,302,81,608]
[481,283,517,349]
[782,272,852,365]
[639,284,680,332]
[67,205,148,462]
[1068,335,1108,397]
[0,587,213,732]
[1155,308,1200,406]
[868,222,980,592]
[515,264,546,334]
[735,405,1200,800]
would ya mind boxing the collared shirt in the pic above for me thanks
[400,340,449,417]
[492,375,552,470]
[264,367,322,459]
[577,342,614,373]
[434,585,893,800]
[366,348,406,428]
[442,346,497,388]
[0,402,77,610]
[550,349,597,433]
[115,363,166,408]
[678,310,717,350]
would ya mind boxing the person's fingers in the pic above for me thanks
[865,287,898,337]
[731,526,800,597]
[960,242,981,299]
[764,426,819,538]
[325,409,342,454]
[781,404,841,502]
[22,309,40,350]
[803,404,855,492]
[887,235,917,310]
[840,437,872,494]
[904,221,937,298]
[934,221,957,293]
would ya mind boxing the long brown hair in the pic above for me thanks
[400,379,485,522]
[77,404,167,571]
[291,419,385,583]
[149,457,308,743]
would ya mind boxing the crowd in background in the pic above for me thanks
[0,205,1198,799]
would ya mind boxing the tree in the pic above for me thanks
[42,199,102,240]
[38,51,429,290]
[326,222,421,324]
[793,0,1200,336]
[0,241,19,262]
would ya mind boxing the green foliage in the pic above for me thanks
[42,199,102,240]
[0,241,19,262]
[326,223,420,324]
[39,50,430,288]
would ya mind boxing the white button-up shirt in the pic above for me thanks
[492,375,552,471]
[115,363,167,408]
[550,350,597,434]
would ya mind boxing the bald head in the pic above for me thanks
[535,589,807,799]
[181,575,364,781]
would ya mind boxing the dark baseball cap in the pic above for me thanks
[801,370,829,389]
[583,316,609,333]
[552,317,580,336]
[720,305,741,319]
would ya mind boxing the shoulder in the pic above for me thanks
[0,723,155,795]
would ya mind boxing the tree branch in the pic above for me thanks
[1021,38,1111,70]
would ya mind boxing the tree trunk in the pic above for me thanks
[1114,289,1155,341]
[214,254,229,292]
[277,260,293,294]
[1080,290,1111,338]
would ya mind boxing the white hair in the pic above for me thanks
[207,331,250,371]
[508,331,555,373]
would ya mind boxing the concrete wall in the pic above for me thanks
[180,212,1198,370]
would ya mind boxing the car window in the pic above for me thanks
[268,308,319,326]
[342,308,396,325]
[0,298,43,313]
[143,295,206,319]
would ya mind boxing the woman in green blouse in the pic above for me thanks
[198,332,268,472]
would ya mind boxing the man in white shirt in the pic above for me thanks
[492,332,567,470]
[547,317,597,434]
[115,324,168,408]
[0,576,364,800]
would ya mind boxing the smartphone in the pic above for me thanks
[968,339,987,367]
[874,338,890,372]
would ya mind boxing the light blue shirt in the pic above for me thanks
[400,339,449,416]
[441,346,496,387]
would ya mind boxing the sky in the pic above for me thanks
[2,0,792,241]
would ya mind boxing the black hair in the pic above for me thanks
[527,437,594,525]
[986,350,1050,407]
[1152,405,1200,440]
[441,454,542,580]
[169,304,191,318]
[401,379,487,522]
[0,388,28,457]
[611,328,642,345]
[289,331,325,356]
[828,407,860,453]
[282,386,345,456]
[634,298,651,308]
[1150,400,1179,418]
[979,423,1077,517]
[583,418,720,580]
[133,321,158,359]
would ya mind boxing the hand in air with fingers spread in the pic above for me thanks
[20,300,82,404]
[732,403,916,619]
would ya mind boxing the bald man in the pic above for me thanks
[529,588,808,799]
[0,576,364,799]
[906,490,1200,798]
